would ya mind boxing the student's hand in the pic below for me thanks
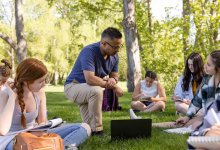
[176,116,190,125]
[113,86,123,97]
[205,124,220,136]
[171,95,181,102]
[140,93,148,99]
[5,82,17,100]
[183,99,191,105]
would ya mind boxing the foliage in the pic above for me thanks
[190,0,220,54]
[0,0,219,89]
[48,0,127,81]
[136,1,184,94]
[135,0,219,94]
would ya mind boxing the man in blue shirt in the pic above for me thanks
[64,27,124,135]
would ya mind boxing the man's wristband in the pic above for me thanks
[112,77,118,83]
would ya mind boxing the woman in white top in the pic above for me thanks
[0,59,12,91]
[131,70,166,112]
[172,52,204,115]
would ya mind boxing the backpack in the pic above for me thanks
[13,132,64,150]
[102,89,122,111]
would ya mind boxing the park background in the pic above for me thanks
[0,0,220,149]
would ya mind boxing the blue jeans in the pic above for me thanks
[48,123,89,147]
[6,123,89,149]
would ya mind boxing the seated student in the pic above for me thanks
[176,50,220,138]
[188,95,220,149]
[131,70,166,113]
[0,59,12,91]
[172,52,204,115]
[0,58,91,150]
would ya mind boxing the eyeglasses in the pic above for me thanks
[105,41,123,50]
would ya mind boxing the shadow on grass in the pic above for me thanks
[46,90,188,150]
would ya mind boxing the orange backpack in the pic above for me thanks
[13,132,64,150]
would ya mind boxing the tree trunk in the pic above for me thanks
[182,0,190,63]
[209,0,218,49]
[122,0,141,92]
[192,0,208,55]
[15,0,27,63]
[147,0,152,36]
[11,48,15,77]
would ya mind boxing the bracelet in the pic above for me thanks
[112,77,118,83]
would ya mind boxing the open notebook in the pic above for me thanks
[30,118,63,131]
[6,118,63,135]
[164,125,193,134]
[187,136,220,150]
[187,108,220,149]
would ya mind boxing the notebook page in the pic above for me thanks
[187,136,220,150]
[49,118,63,128]
[164,125,193,134]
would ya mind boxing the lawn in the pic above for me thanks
[45,84,188,150]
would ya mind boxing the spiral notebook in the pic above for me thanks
[187,136,220,150]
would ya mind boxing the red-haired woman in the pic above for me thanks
[0,58,91,149]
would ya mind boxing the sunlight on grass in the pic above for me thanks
[45,81,127,92]
[46,84,188,150]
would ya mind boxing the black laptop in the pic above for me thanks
[111,119,152,140]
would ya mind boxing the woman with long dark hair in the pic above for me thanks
[172,52,204,115]
[174,50,220,149]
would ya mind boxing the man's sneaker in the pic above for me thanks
[91,130,104,136]
[129,109,142,119]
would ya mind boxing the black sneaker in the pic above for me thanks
[91,130,104,136]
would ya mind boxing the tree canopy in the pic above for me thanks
[0,0,219,93]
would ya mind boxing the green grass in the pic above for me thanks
[45,84,188,150]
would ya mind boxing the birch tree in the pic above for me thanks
[0,0,26,63]
[122,0,141,92]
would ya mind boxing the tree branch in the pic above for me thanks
[0,32,17,50]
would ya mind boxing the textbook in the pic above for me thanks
[0,118,63,150]
[6,118,63,135]
[30,118,63,131]
[164,125,193,134]
[187,136,220,150]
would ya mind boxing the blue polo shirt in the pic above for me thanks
[65,42,119,85]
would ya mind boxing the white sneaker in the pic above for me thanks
[129,109,142,119]
[65,144,78,150]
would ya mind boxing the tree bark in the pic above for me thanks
[147,0,152,36]
[15,0,27,63]
[209,0,218,49]
[182,0,190,63]
[0,33,17,50]
[122,0,141,92]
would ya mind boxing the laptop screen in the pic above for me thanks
[111,119,152,140]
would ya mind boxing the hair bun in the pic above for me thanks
[1,59,12,69]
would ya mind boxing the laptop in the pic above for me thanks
[111,119,152,140]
